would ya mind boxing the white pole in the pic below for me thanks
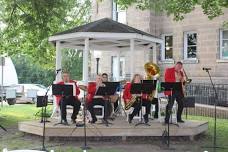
[152,43,157,64]
[1,57,4,107]
[55,41,62,82]
[83,38,89,84]
[116,50,120,81]
[130,39,134,79]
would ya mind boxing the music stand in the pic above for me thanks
[37,96,48,107]
[160,82,182,148]
[95,84,118,126]
[183,96,195,119]
[52,84,73,126]
[130,80,156,126]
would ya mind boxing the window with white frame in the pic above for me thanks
[162,34,173,60]
[184,32,197,59]
[220,30,228,59]
[112,1,126,24]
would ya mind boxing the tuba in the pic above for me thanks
[144,62,160,101]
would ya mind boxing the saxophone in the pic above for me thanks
[125,95,137,110]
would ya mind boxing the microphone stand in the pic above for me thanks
[203,69,227,152]
[41,70,61,152]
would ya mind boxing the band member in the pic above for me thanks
[86,74,112,123]
[123,74,151,123]
[55,71,81,125]
[164,61,185,123]
[102,73,119,112]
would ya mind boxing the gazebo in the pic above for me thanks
[49,18,163,83]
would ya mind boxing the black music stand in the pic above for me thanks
[36,96,50,124]
[184,96,195,119]
[52,84,73,126]
[131,80,156,126]
[160,82,182,148]
[37,96,48,107]
[95,84,118,127]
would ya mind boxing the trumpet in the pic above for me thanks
[182,68,192,85]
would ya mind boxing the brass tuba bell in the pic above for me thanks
[144,62,160,101]
[144,62,160,79]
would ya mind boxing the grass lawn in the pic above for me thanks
[0,104,228,152]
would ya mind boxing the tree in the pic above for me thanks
[116,0,228,21]
[0,0,91,68]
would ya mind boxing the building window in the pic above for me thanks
[112,1,126,24]
[220,30,228,59]
[184,32,197,59]
[161,34,173,60]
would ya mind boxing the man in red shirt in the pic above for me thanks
[164,61,185,123]
[55,71,81,125]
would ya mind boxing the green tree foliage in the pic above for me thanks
[11,54,55,86]
[62,49,83,81]
[0,0,90,67]
[0,0,91,84]
[115,0,228,21]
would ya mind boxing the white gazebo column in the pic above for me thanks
[55,41,62,82]
[130,39,135,79]
[116,50,120,81]
[152,43,157,64]
[83,38,89,83]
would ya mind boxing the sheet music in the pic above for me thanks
[65,82,76,96]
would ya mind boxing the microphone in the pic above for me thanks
[202,67,211,71]
[56,69,61,72]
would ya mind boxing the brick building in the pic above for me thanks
[90,0,228,83]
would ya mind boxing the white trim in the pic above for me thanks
[184,31,197,60]
[219,29,228,60]
[161,34,173,60]
[59,43,150,51]
[49,32,163,44]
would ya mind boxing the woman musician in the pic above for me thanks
[123,74,151,124]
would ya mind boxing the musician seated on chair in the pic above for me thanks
[102,73,119,113]
[86,74,112,123]
[123,74,151,124]
[164,61,185,123]
[55,71,81,125]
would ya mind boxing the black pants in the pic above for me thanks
[165,92,184,122]
[151,98,159,118]
[131,98,151,117]
[87,98,112,121]
[60,96,81,121]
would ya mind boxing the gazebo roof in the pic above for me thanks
[49,18,163,51]
[53,18,158,38]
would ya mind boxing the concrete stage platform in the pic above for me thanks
[18,117,208,141]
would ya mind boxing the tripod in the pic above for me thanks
[202,68,228,152]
